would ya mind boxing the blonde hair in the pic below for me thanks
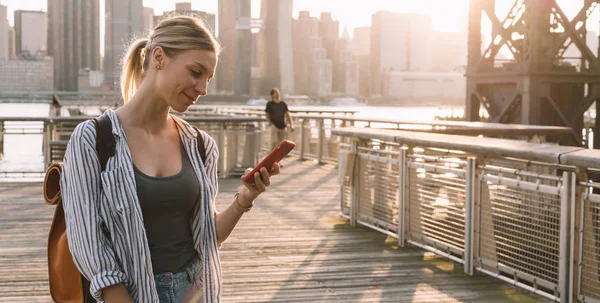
[120,15,221,103]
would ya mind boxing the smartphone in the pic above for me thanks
[242,140,296,184]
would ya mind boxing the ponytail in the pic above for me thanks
[120,38,149,103]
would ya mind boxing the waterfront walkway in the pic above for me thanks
[0,158,546,302]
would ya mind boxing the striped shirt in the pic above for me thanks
[60,109,222,302]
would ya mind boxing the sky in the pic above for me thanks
[0,0,597,57]
[0,0,594,34]
[0,0,472,35]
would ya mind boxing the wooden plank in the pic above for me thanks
[0,161,547,302]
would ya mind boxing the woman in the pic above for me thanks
[60,15,278,302]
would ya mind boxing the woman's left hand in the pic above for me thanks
[238,163,281,206]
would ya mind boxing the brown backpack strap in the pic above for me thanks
[92,115,116,172]
[192,126,207,164]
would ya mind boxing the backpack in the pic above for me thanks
[42,114,207,302]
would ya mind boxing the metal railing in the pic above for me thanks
[255,113,573,166]
[0,116,266,179]
[574,180,600,303]
[333,126,600,303]
[0,107,362,179]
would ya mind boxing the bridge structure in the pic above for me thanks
[466,0,600,148]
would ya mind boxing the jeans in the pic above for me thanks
[154,258,203,303]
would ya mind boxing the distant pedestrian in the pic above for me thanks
[265,88,294,149]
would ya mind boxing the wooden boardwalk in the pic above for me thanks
[0,158,547,302]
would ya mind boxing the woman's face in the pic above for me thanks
[154,48,217,113]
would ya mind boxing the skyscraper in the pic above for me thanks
[14,10,47,57]
[158,3,216,35]
[292,11,320,95]
[353,27,371,96]
[0,5,7,61]
[334,28,358,96]
[8,26,16,60]
[217,0,251,94]
[258,0,294,94]
[318,13,339,63]
[353,27,370,57]
[370,12,433,95]
[142,7,155,33]
[104,0,143,90]
[176,2,193,11]
[48,0,101,91]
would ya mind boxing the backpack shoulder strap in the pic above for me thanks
[92,115,116,172]
[192,126,207,165]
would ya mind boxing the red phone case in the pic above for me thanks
[242,140,296,183]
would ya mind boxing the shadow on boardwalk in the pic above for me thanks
[0,159,547,302]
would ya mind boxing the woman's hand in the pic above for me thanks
[238,163,281,206]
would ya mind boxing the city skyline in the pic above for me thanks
[1,0,473,36]
[2,0,599,43]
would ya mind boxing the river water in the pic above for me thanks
[0,103,463,180]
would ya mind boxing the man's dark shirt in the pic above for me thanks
[265,100,289,130]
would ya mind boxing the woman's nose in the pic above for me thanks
[196,82,207,96]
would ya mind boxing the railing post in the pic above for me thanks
[218,123,227,178]
[398,146,408,247]
[300,119,306,160]
[559,170,570,303]
[45,120,54,167]
[569,171,577,303]
[349,140,358,226]
[464,157,476,275]
[0,120,4,160]
[317,119,324,164]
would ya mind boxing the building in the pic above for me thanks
[343,61,359,96]
[353,26,370,97]
[318,12,338,63]
[176,2,192,11]
[79,69,106,92]
[371,12,433,95]
[0,5,8,61]
[104,0,143,90]
[407,14,433,72]
[384,71,465,104]
[0,58,53,90]
[292,11,320,95]
[217,0,251,94]
[48,0,101,91]
[14,10,47,57]
[250,33,261,96]
[157,3,216,34]
[432,31,467,72]
[308,47,332,97]
[258,0,294,95]
[8,26,15,60]
[333,27,358,95]
[143,7,155,33]
[353,27,370,57]
[319,12,340,93]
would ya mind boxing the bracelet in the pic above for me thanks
[234,192,254,213]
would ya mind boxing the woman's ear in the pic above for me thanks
[152,46,165,68]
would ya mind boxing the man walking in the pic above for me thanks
[265,88,293,149]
